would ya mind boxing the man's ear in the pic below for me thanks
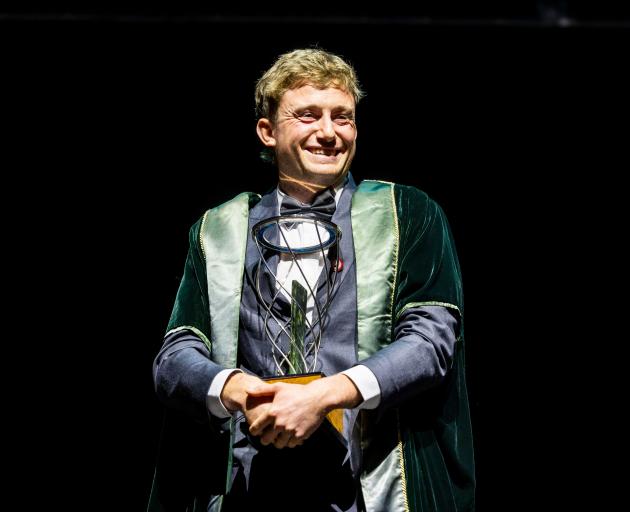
[256,118,276,147]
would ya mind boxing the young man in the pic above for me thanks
[149,48,475,511]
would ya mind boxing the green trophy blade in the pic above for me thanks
[289,280,307,374]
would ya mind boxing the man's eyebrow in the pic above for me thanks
[293,104,355,112]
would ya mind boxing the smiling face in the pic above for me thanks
[256,85,357,200]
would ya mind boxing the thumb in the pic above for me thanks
[246,382,277,396]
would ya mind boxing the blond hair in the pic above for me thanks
[255,48,364,120]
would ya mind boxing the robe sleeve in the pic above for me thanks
[165,218,212,345]
[394,185,463,320]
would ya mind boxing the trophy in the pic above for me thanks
[251,214,344,435]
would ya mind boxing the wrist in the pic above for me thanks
[221,372,248,412]
[318,374,362,411]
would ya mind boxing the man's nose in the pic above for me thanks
[317,116,336,140]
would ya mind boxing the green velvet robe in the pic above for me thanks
[149,180,475,511]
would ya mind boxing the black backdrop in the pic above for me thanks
[5,12,628,511]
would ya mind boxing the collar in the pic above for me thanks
[276,176,347,215]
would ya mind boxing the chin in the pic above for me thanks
[307,169,346,184]
[307,162,348,176]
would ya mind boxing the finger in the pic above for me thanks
[246,383,278,396]
[287,436,304,449]
[302,418,324,441]
[249,414,273,436]
[245,394,272,410]
[273,430,293,449]
[260,426,281,446]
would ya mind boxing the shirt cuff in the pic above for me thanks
[206,368,243,418]
[341,365,381,410]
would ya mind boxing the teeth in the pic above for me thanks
[310,149,337,156]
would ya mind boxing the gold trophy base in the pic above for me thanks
[263,372,344,435]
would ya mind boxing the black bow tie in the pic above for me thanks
[280,188,336,221]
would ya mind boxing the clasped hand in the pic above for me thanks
[222,372,360,449]
[245,380,328,449]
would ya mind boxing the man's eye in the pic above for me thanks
[298,112,316,119]
[335,115,352,125]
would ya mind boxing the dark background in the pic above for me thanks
[5,3,627,510]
